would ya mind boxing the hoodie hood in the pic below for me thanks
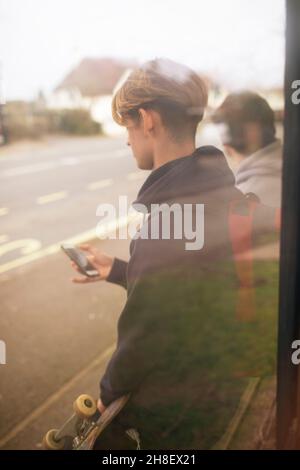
[133,146,238,211]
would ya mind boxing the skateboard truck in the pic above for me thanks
[43,393,130,450]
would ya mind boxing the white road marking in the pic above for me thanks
[0,214,138,274]
[60,157,80,166]
[0,207,9,216]
[37,191,68,205]
[0,345,115,449]
[82,154,103,163]
[0,235,9,244]
[127,171,145,181]
[2,161,57,177]
[87,178,113,191]
[96,215,133,238]
[0,149,130,178]
[0,239,41,257]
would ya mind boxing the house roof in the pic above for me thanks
[56,57,135,97]
[56,57,217,100]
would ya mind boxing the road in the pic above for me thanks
[0,134,149,449]
[0,135,149,266]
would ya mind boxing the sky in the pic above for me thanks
[0,0,285,101]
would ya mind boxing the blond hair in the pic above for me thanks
[112,58,208,138]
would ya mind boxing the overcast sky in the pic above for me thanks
[0,0,285,101]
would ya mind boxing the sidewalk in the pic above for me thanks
[1,345,116,449]
[229,376,276,450]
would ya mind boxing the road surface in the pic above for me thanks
[0,134,149,449]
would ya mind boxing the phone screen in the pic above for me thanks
[61,244,99,277]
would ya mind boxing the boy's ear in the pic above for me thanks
[139,108,154,135]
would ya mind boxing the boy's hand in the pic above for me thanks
[97,398,107,414]
[71,244,114,283]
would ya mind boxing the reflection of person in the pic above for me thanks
[70,60,274,449]
[213,92,282,208]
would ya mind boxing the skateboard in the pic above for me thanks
[43,393,130,450]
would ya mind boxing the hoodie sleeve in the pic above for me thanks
[106,258,128,289]
[100,237,175,406]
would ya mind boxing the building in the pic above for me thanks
[47,57,136,135]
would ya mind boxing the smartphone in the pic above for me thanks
[61,244,99,278]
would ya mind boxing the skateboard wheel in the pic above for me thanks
[73,394,97,418]
[43,429,65,450]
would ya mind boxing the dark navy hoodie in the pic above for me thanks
[98,146,273,449]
